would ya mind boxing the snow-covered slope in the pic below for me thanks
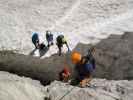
[0,71,46,100]
[44,79,133,100]
[0,71,133,100]
[45,80,133,100]
[0,0,133,57]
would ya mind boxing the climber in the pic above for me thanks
[32,32,39,49]
[56,35,70,56]
[71,47,96,87]
[46,30,54,47]
[32,32,47,50]
[39,43,46,50]
[59,66,71,82]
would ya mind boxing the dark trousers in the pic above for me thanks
[57,44,62,56]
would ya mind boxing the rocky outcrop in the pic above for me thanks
[0,71,133,100]
[0,51,73,85]
[74,32,133,80]
[45,79,133,100]
[0,32,133,85]
[0,71,46,100]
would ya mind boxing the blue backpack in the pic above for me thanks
[84,63,94,73]
[32,33,39,44]
[82,54,96,73]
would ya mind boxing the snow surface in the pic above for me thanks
[0,71,133,100]
[0,71,46,100]
[0,0,133,57]
[43,79,133,100]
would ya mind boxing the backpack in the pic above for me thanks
[84,63,93,73]
[49,34,53,41]
[32,33,39,44]
[82,53,95,73]
[57,35,64,43]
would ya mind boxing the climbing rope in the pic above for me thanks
[58,86,75,100]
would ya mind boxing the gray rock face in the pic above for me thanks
[0,51,73,85]
[0,32,133,85]
[74,32,133,80]
[0,71,133,100]
[45,79,133,100]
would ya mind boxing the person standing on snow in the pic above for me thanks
[56,35,70,56]
[71,47,96,87]
[46,30,54,47]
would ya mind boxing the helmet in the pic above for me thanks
[71,51,82,64]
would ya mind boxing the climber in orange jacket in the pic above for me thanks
[71,47,96,87]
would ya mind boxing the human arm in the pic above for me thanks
[65,42,71,52]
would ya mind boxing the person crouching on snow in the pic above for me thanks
[32,32,46,50]
[56,35,70,56]
[46,30,54,47]
[32,32,40,49]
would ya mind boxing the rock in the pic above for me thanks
[45,79,133,100]
[74,32,133,80]
[0,71,47,100]
[1,71,133,100]
[0,51,73,85]
[1,32,133,85]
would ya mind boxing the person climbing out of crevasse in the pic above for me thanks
[32,32,40,49]
[46,30,54,47]
[56,35,70,56]
[71,47,96,87]
[59,65,71,82]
